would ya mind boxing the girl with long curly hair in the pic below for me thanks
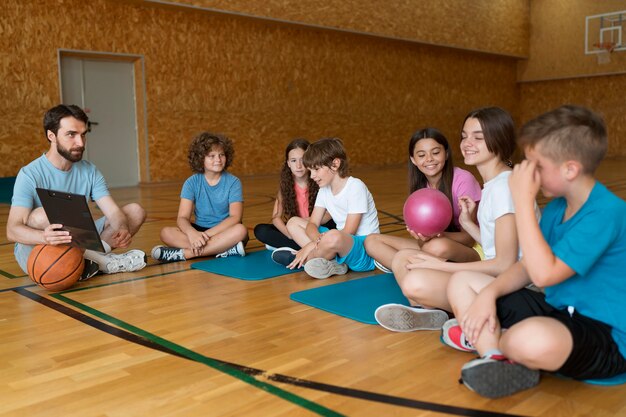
[254,138,334,250]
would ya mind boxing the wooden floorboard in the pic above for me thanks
[1,158,625,416]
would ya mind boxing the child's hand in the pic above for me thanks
[458,196,476,229]
[405,252,446,270]
[407,228,441,242]
[461,289,498,345]
[509,160,541,205]
[187,230,209,255]
[288,243,314,269]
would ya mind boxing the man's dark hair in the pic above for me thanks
[43,104,89,141]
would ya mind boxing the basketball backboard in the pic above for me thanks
[585,10,626,54]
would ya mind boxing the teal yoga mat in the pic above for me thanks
[583,373,626,386]
[190,249,301,280]
[0,176,15,204]
[290,273,409,324]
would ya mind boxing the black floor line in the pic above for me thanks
[14,288,528,417]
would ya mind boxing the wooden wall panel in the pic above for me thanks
[520,73,626,157]
[518,0,626,81]
[0,0,519,182]
[148,0,530,57]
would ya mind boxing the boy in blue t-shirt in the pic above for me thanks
[444,105,626,398]
[151,132,248,263]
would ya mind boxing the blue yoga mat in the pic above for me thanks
[0,176,15,204]
[190,250,301,280]
[290,273,409,324]
[583,373,626,386]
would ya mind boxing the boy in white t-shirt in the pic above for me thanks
[271,138,380,279]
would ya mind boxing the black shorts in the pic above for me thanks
[496,289,626,380]
[191,223,209,232]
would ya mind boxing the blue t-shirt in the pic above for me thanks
[181,172,243,228]
[12,154,109,208]
[541,182,626,357]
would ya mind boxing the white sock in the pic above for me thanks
[482,348,504,358]
[84,250,110,272]
[101,240,112,253]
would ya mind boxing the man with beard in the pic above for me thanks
[7,104,147,279]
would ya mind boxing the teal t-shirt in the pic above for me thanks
[180,172,243,228]
[12,154,109,208]
[541,182,626,357]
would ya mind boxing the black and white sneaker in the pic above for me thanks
[271,247,297,266]
[151,246,185,263]
[79,259,100,281]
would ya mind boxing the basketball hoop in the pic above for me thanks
[594,42,616,64]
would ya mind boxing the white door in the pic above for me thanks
[60,57,140,188]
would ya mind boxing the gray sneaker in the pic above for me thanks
[303,258,348,279]
[461,355,540,398]
[102,249,147,273]
[216,241,245,258]
[374,303,448,332]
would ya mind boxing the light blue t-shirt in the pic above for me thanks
[181,172,243,228]
[541,182,626,357]
[12,154,109,208]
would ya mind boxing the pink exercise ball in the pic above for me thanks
[403,188,453,236]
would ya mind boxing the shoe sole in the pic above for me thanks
[461,358,540,398]
[374,260,392,274]
[375,304,448,332]
[304,258,348,279]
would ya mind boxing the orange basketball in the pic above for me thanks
[27,244,84,291]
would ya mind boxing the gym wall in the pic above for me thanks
[0,0,522,181]
[518,1,626,156]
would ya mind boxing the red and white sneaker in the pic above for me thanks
[441,319,476,353]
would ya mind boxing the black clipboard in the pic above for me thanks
[36,188,105,252]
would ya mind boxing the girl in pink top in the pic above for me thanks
[364,127,482,270]
[254,139,334,250]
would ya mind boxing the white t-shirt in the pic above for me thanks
[477,170,515,260]
[314,176,380,236]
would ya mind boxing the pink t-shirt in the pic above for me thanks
[295,183,310,218]
[450,167,482,228]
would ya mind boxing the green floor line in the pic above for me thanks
[51,292,344,417]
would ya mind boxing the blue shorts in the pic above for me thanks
[14,217,106,274]
[337,234,375,272]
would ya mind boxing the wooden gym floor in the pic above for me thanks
[1,159,626,417]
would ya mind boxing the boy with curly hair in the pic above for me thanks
[152,132,248,263]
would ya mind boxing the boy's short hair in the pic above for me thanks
[303,137,349,177]
[518,105,607,174]
[188,132,234,173]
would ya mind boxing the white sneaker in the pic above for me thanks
[374,303,448,332]
[101,249,147,274]
[216,241,245,258]
[265,244,278,251]
[374,260,392,274]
